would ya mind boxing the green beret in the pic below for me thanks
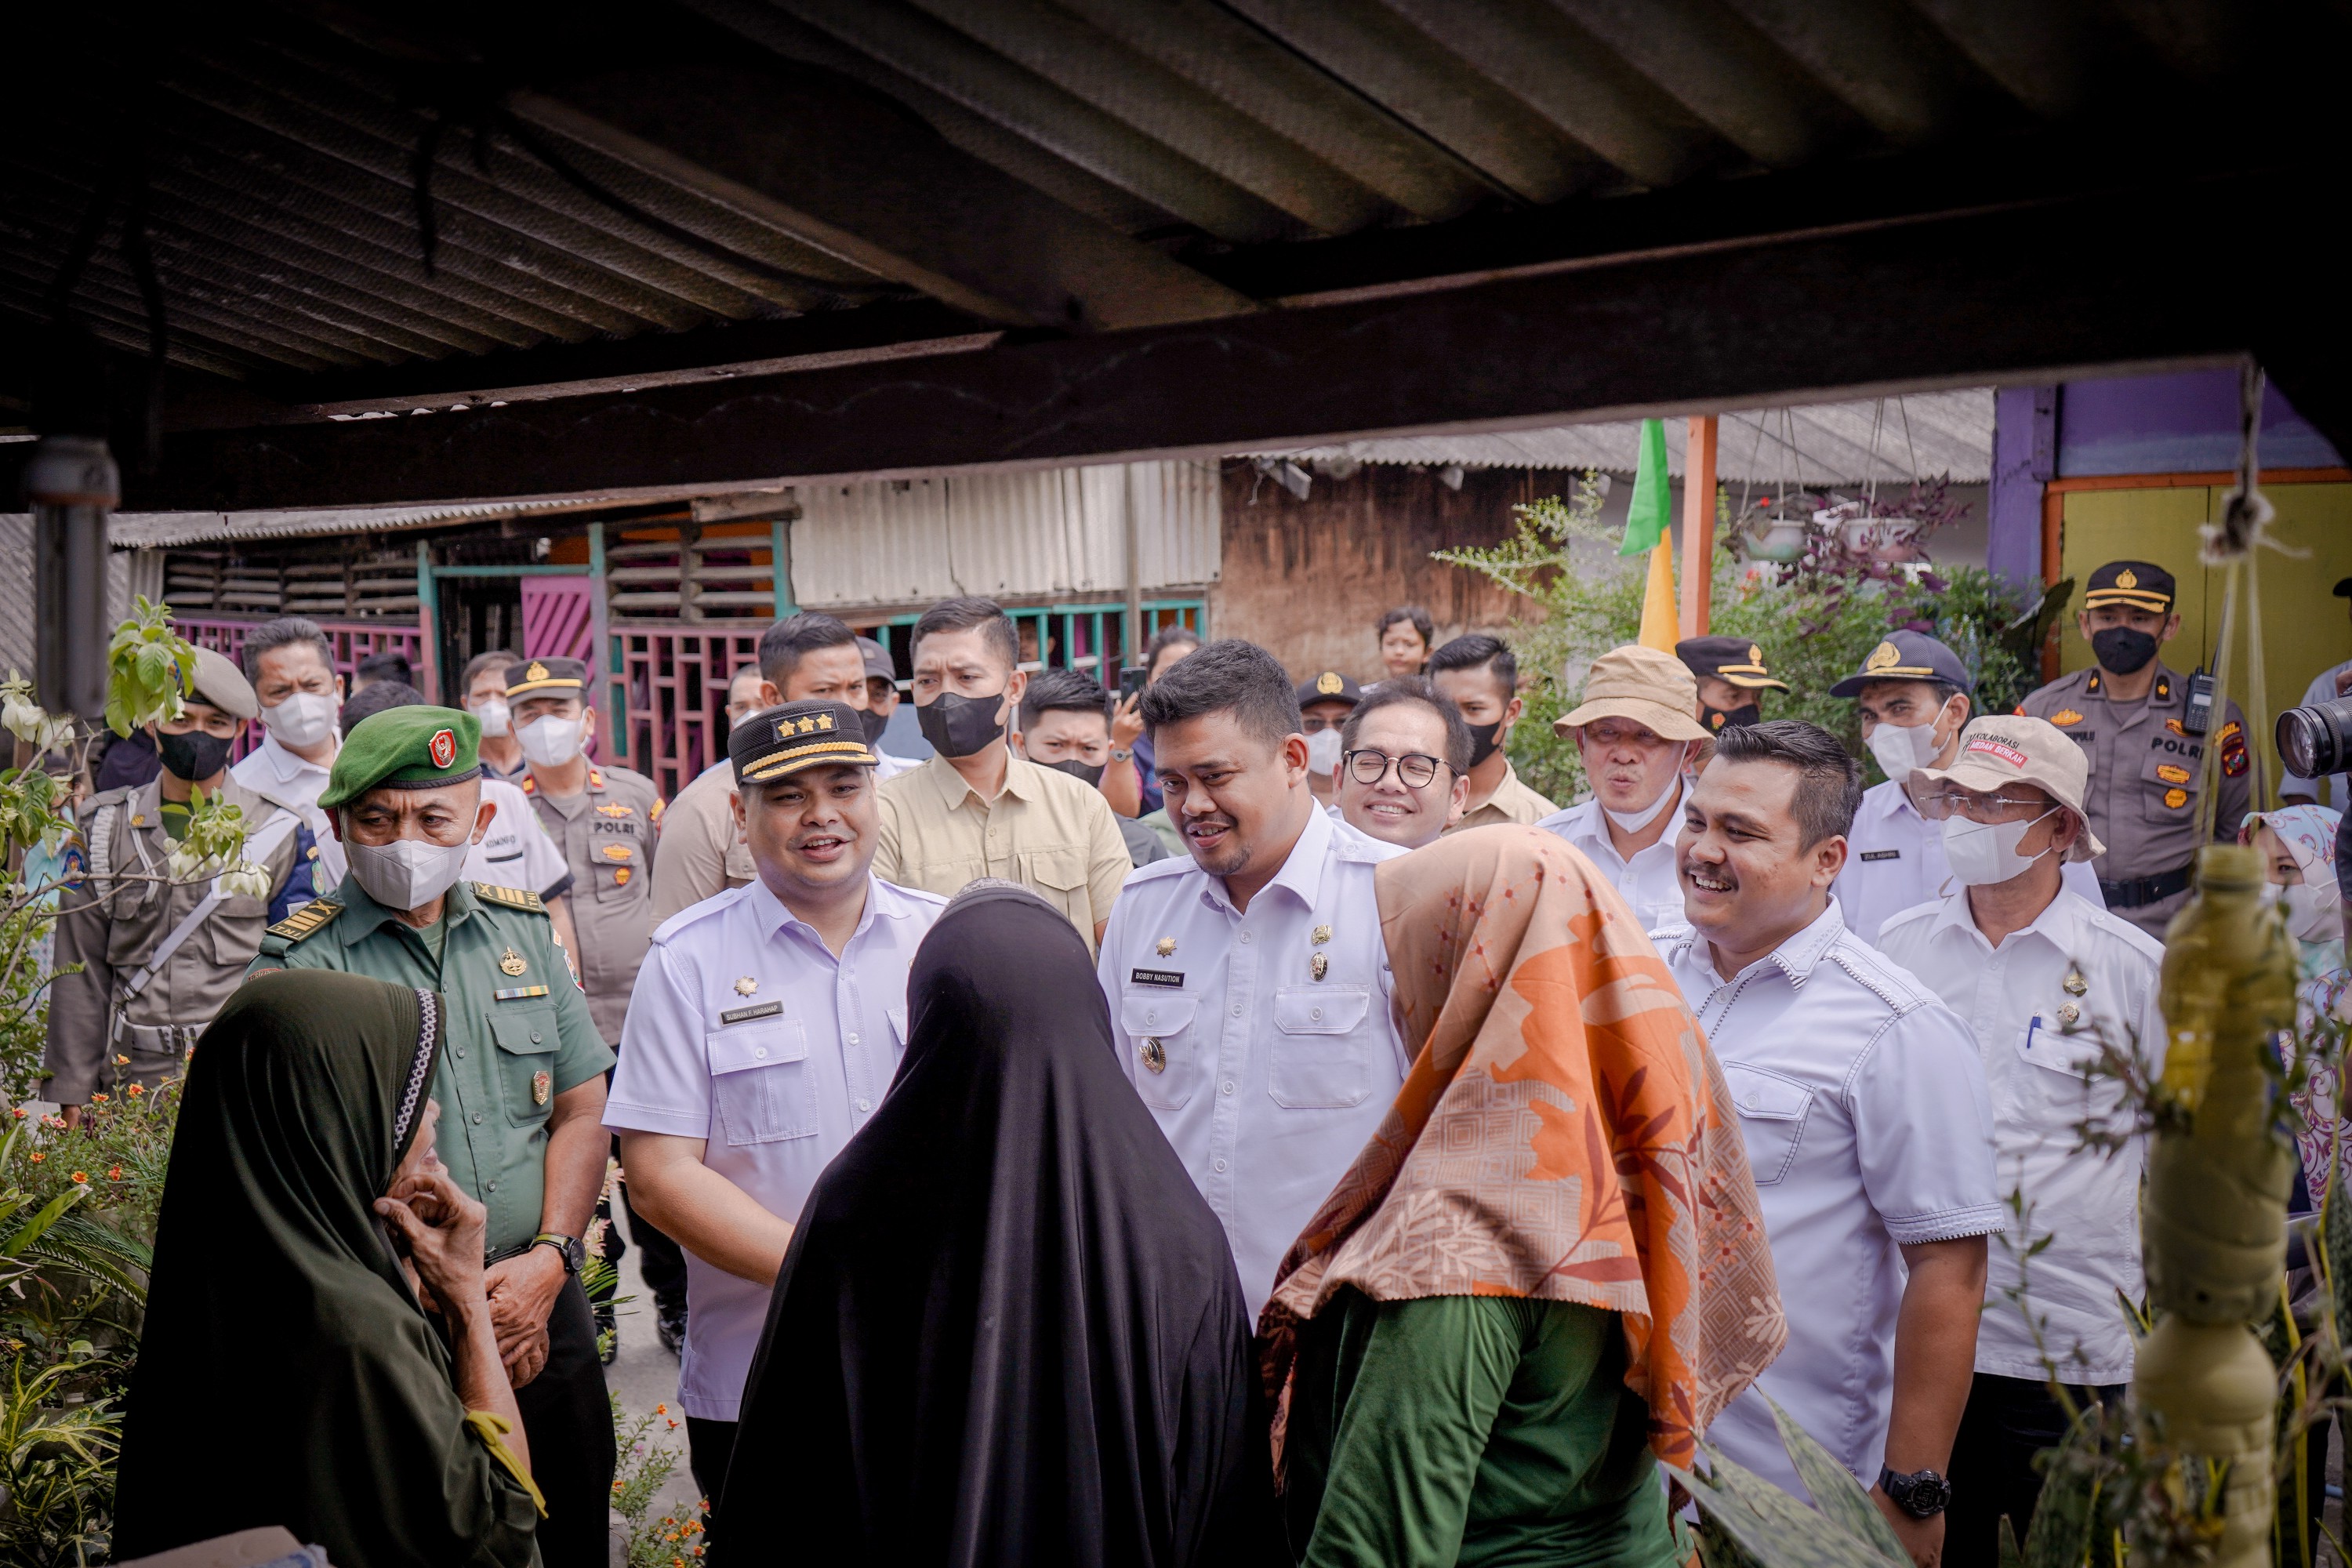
[319,706,481,810]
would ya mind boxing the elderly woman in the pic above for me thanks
[1260,827,1785,1568]
[113,971,542,1566]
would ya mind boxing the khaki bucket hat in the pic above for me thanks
[1908,716,2106,862]
[1555,644,1710,743]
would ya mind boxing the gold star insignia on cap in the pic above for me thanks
[1316,671,1343,695]
[734,976,758,996]
[798,717,816,734]
[498,947,528,977]
[1312,924,1332,945]
[2063,967,2088,997]
[2116,568,2139,590]
[525,661,550,682]
[817,713,834,730]
[1864,641,1900,672]
[1155,937,1176,957]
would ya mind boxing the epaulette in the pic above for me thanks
[471,881,547,914]
[266,898,343,943]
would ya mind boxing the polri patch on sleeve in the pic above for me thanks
[1858,849,1900,862]
[720,1000,785,1025]
[1130,967,1185,989]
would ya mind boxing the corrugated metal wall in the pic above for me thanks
[0,519,136,688]
[789,459,1220,612]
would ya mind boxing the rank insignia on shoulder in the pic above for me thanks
[266,898,343,942]
[648,798,665,822]
[493,984,550,1001]
[470,883,546,913]
[2050,710,2084,728]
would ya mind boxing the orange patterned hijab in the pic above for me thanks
[1258,826,1784,1468]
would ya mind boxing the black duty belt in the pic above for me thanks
[2099,862,2194,909]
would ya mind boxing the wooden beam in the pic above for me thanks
[123,176,2328,513]
[1681,415,1718,639]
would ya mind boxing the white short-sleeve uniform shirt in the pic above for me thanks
[1535,777,1690,935]
[1832,778,2106,946]
[234,731,348,887]
[469,776,569,898]
[1877,887,2165,1385]
[604,873,946,1421]
[1097,804,1407,1314]
[1657,900,2002,1496]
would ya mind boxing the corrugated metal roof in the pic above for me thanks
[1244,388,1997,484]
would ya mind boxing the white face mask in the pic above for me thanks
[2267,881,2343,944]
[260,689,339,750]
[1867,712,1946,783]
[1602,775,1681,835]
[1940,808,2057,887]
[1305,727,1345,775]
[518,714,585,768]
[343,833,471,912]
[471,698,512,739]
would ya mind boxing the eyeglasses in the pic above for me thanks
[1345,749,1450,788]
[1918,789,2056,823]
[1580,722,1675,750]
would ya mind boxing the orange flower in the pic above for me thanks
[89,1092,108,1103]
[126,1083,145,1098]
[113,1054,129,1066]
[612,1481,626,1493]
[9,1106,24,1119]
[108,1166,123,1180]
[655,1402,666,1414]
[28,1152,43,1163]
[70,1171,87,1184]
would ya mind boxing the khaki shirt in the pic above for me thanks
[875,754,1131,953]
[2018,659,2254,935]
[1448,761,1559,834]
[45,777,305,1103]
[649,760,755,924]
[521,763,663,1045]
[252,877,612,1256]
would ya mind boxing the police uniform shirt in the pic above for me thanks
[1657,901,2001,1495]
[252,877,612,1257]
[1533,777,1691,935]
[1447,761,1560,834]
[1878,889,2165,1385]
[604,874,946,1421]
[520,763,663,1044]
[1832,776,2107,945]
[45,776,307,1103]
[470,775,571,899]
[648,759,755,923]
[1095,805,1409,1315]
[2018,660,2254,935]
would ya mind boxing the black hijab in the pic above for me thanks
[713,883,1276,1567]
[114,971,539,1568]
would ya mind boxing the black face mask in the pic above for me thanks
[155,725,235,782]
[1703,703,1760,734]
[2091,626,2159,676]
[1042,757,1106,787]
[1464,720,1504,769]
[916,689,1007,759]
[859,706,891,746]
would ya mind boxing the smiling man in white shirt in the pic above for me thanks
[1536,644,1710,933]
[1098,639,1406,1313]
[1876,717,2162,1568]
[1658,719,2000,1568]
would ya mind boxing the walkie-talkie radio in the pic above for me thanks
[2183,667,2216,737]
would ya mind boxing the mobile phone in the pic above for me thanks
[1119,665,1148,700]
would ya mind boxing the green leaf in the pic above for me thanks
[1765,1394,1911,1562]
[1998,1515,2026,1568]
[2022,1408,2100,1568]
[1666,1450,1906,1568]
[0,1185,83,1258]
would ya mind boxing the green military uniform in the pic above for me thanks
[245,702,614,1567]
[2017,560,2255,939]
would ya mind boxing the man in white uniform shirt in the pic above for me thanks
[1097,640,1406,1314]
[1877,717,2163,1568]
[1658,719,2001,1568]
[1536,644,1710,933]
[604,699,945,1502]
[230,618,348,895]
[1830,632,2104,942]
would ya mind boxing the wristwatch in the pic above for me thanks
[1110,748,1134,761]
[531,1232,586,1276]
[1878,1465,1952,1519]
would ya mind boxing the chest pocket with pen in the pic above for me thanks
[1722,1062,1813,1186]
[1271,986,1374,1109]
[709,1017,818,1145]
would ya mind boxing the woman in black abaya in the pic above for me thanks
[711,880,1273,1567]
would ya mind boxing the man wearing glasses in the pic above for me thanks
[1876,717,2163,1568]
[1535,644,1711,932]
[1334,677,1472,850]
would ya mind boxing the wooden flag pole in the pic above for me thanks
[1681,415,1719,639]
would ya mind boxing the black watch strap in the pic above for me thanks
[1878,1465,1952,1519]
[531,1231,585,1275]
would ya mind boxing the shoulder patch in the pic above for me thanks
[648,797,666,822]
[266,898,343,943]
[470,882,547,914]
[2012,704,2026,717]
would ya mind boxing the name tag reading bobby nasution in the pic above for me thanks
[1129,967,1185,989]
[721,1000,785,1025]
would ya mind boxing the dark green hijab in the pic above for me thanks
[114,971,539,1568]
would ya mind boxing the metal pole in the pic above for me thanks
[27,435,119,722]
[588,521,615,764]
[1123,464,1143,670]
[771,515,798,617]
[414,540,441,702]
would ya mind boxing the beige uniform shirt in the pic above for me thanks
[2018,659,2254,938]
[1447,761,1559,834]
[875,754,1131,953]
[649,759,755,923]
[521,763,663,1044]
[45,777,305,1102]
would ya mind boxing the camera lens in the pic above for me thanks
[2277,698,2352,779]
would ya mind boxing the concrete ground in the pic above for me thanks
[604,1236,703,1566]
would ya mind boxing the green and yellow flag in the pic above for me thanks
[1621,418,1678,652]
